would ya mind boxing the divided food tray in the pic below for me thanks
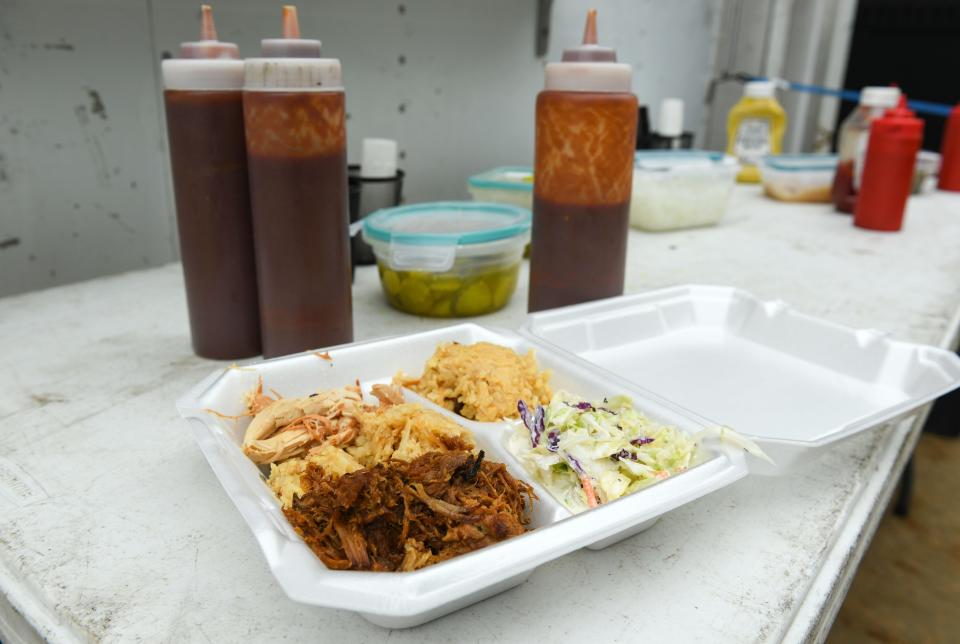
[176,285,960,627]
[177,324,747,628]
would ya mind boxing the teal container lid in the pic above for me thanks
[467,167,534,192]
[761,154,838,171]
[634,150,726,165]
[363,201,531,247]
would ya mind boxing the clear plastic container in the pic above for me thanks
[630,150,739,231]
[362,202,531,317]
[759,154,838,203]
[467,166,533,209]
[831,86,901,213]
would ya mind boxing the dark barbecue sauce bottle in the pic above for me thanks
[243,5,353,357]
[161,5,262,359]
[528,9,637,312]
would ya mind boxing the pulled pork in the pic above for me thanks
[284,450,536,571]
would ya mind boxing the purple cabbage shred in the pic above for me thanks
[566,453,586,475]
[518,399,546,448]
[631,437,655,446]
[611,449,640,462]
[546,430,560,452]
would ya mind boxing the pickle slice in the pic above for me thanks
[454,280,493,316]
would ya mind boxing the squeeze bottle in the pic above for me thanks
[726,81,786,183]
[854,97,923,232]
[243,6,352,357]
[938,104,960,191]
[161,5,261,359]
[831,86,900,213]
[528,10,637,312]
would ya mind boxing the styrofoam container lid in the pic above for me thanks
[467,167,534,193]
[524,285,960,474]
[363,202,531,272]
[760,154,838,172]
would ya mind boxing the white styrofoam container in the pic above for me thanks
[524,285,960,473]
[177,285,960,626]
[176,323,747,628]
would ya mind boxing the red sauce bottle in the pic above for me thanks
[853,97,923,232]
[243,6,352,357]
[528,10,637,312]
[161,6,262,359]
[938,104,960,192]
[830,87,901,214]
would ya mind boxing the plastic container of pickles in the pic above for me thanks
[362,202,531,317]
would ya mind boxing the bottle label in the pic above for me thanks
[733,118,771,166]
[853,130,870,191]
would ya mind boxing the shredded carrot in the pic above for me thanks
[580,475,599,508]
[314,351,333,361]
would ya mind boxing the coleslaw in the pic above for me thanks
[508,390,769,513]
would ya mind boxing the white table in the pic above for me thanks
[3,186,960,643]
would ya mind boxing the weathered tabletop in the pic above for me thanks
[3,186,960,643]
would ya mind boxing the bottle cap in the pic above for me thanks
[744,81,775,98]
[360,138,398,179]
[245,5,341,90]
[179,5,240,60]
[561,9,617,62]
[871,96,924,142]
[658,98,685,137]
[261,5,322,58]
[544,9,631,93]
[860,86,900,109]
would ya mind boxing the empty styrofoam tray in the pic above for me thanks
[176,324,748,628]
[524,285,960,473]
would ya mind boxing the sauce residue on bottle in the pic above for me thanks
[243,6,352,357]
[528,9,637,312]
[162,5,261,359]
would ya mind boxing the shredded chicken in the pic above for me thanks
[395,342,552,421]
[284,450,536,571]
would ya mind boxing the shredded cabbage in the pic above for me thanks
[508,390,768,513]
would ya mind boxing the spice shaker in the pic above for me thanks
[243,5,352,357]
[528,9,637,312]
[649,98,693,150]
[350,138,404,266]
[161,5,261,359]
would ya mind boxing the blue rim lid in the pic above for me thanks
[467,166,534,192]
[634,150,725,163]
[363,201,532,246]
[761,154,838,171]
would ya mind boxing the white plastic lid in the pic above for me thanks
[860,86,900,108]
[658,98,685,137]
[162,59,245,90]
[360,138,398,179]
[244,58,341,90]
[744,81,776,98]
[545,10,632,93]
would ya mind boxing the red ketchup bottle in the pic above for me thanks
[938,104,960,191]
[853,97,923,232]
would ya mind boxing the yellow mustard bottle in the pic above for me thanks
[726,80,786,183]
